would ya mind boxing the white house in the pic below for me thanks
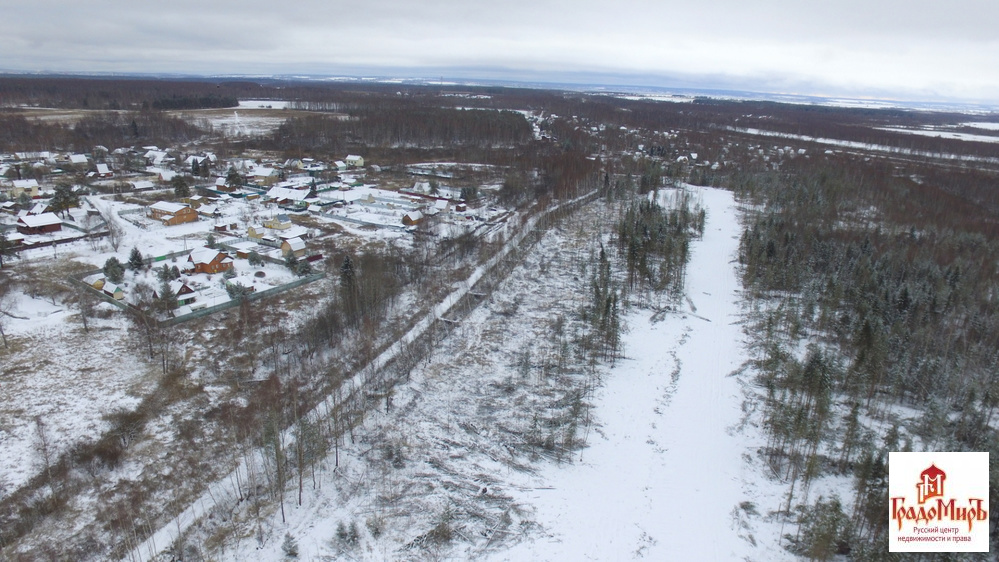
[345,155,364,168]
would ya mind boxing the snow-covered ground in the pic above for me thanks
[497,186,790,561]
[137,186,793,561]
[0,290,151,493]
[728,127,999,165]
[875,127,999,144]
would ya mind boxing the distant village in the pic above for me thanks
[0,146,515,320]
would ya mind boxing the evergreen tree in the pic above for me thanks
[247,250,263,266]
[226,167,242,189]
[50,182,78,217]
[103,257,125,283]
[172,175,191,199]
[282,532,299,558]
[127,247,145,272]
[284,250,299,272]
[155,277,177,314]
[156,264,172,283]
[339,255,356,297]
[295,259,313,277]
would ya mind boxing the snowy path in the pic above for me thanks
[499,187,790,561]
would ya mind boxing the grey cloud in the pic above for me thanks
[2,0,998,101]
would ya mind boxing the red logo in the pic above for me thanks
[917,464,946,504]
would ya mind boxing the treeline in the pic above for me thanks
[0,76,268,110]
[729,156,999,558]
[151,95,238,110]
[268,106,531,153]
[0,111,204,153]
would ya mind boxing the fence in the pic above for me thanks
[158,272,325,327]
[68,257,326,327]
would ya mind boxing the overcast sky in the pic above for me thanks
[4,0,998,102]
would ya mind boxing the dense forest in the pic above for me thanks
[729,155,999,558]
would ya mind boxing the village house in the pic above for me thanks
[16,212,62,235]
[345,155,364,168]
[281,236,307,258]
[11,179,40,199]
[102,282,125,300]
[186,246,234,274]
[251,167,279,187]
[247,224,266,239]
[148,201,199,226]
[263,214,292,230]
[94,163,114,179]
[154,280,196,306]
[402,210,424,226]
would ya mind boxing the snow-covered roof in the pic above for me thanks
[29,202,49,215]
[96,163,111,174]
[69,154,88,165]
[132,180,155,190]
[266,186,310,202]
[278,226,310,240]
[283,236,306,251]
[144,150,168,164]
[18,212,61,228]
[149,201,189,214]
[188,246,231,265]
[148,167,177,181]
[12,179,39,189]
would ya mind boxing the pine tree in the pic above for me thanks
[155,277,177,314]
[172,175,191,198]
[284,250,299,272]
[281,532,299,558]
[103,257,125,283]
[127,247,144,272]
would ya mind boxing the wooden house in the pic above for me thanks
[186,247,234,274]
[154,280,196,306]
[281,236,307,258]
[11,179,40,199]
[148,201,198,226]
[402,210,424,226]
[345,154,364,168]
[95,163,114,178]
[263,214,292,230]
[247,224,266,239]
[102,282,125,300]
